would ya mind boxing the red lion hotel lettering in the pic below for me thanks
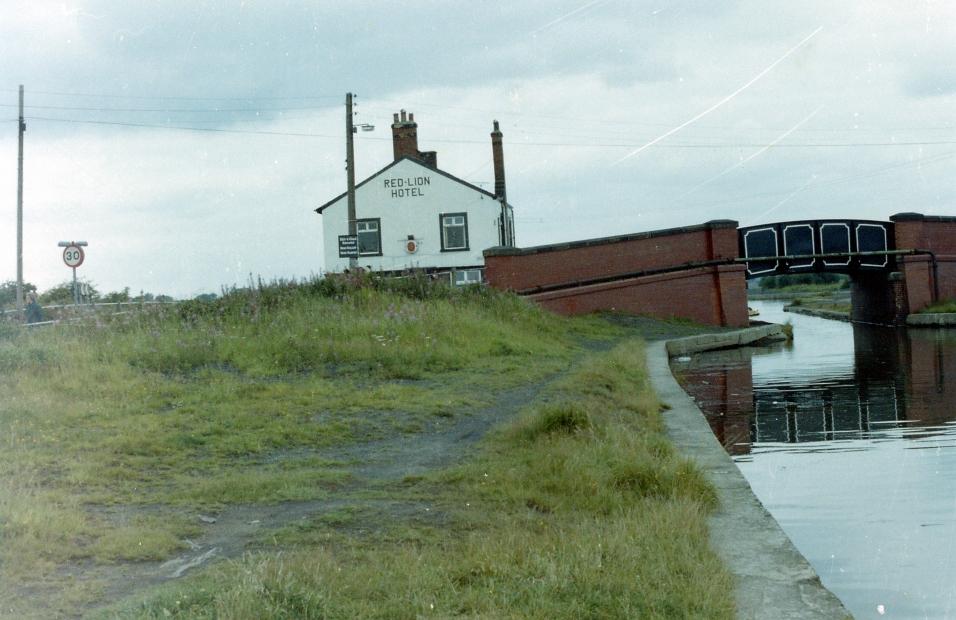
[315,110,515,285]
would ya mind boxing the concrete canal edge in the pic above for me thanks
[646,329,852,619]
[664,322,790,356]
[783,306,851,323]
[782,306,956,327]
[907,313,956,327]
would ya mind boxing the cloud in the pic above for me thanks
[0,110,344,296]
[904,65,956,98]
[1,0,955,297]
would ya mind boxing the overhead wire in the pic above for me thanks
[4,92,951,146]
[0,103,337,113]
[668,149,956,214]
[6,89,953,135]
[6,89,953,222]
[365,101,956,134]
[26,116,341,138]
[0,88,340,101]
[19,115,956,148]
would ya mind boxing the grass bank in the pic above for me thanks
[785,296,851,315]
[919,298,956,313]
[749,283,851,317]
[1,275,732,618]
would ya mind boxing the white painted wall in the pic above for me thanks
[320,158,507,273]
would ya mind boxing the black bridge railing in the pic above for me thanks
[738,219,895,278]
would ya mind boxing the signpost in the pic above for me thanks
[338,235,359,259]
[62,244,84,268]
[58,241,88,305]
[344,92,374,270]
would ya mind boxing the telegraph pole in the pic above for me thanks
[16,85,25,320]
[345,92,357,270]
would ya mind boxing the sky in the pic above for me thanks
[1,0,954,298]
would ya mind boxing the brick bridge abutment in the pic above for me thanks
[484,213,956,327]
[484,220,749,327]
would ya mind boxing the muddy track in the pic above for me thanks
[61,356,587,619]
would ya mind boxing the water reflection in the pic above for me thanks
[672,301,956,619]
[675,310,956,456]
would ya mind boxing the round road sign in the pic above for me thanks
[63,245,85,268]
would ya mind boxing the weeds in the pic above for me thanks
[1,276,624,616]
[781,320,794,340]
[920,298,956,314]
[102,342,733,619]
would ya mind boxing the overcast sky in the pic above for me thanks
[1,1,954,298]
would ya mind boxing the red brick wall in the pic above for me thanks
[485,220,739,291]
[904,329,956,425]
[891,213,956,312]
[485,221,748,327]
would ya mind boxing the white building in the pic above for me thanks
[316,110,515,284]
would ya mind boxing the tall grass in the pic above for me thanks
[106,343,734,619]
[97,273,575,379]
[1,275,621,616]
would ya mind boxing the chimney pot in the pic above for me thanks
[392,109,424,163]
[491,120,506,202]
[393,113,399,123]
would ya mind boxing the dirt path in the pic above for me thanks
[60,361,576,619]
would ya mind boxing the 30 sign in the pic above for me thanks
[62,245,85,268]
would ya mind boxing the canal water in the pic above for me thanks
[671,301,956,620]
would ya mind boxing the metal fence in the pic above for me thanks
[1,300,180,327]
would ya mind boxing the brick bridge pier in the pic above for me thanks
[483,213,956,327]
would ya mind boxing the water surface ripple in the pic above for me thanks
[673,301,956,620]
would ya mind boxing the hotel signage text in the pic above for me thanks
[384,175,430,198]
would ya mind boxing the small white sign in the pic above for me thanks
[63,245,85,268]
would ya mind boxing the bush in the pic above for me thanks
[0,280,37,309]
[759,273,847,290]
[39,280,99,305]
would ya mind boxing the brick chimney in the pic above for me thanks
[491,120,506,203]
[391,110,418,160]
[391,110,437,168]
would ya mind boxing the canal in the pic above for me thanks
[671,301,956,620]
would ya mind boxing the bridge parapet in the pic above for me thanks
[483,213,956,328]
[738,219,896,278]
[485,220,739,292]
[484,220,748,327]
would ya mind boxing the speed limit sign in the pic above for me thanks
[63,245,85,268]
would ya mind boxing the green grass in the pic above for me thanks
[920,298,956,313]
[0,275,622,615]
[101,343,733,619]
[1,274,732,618]
[787,298,851,314]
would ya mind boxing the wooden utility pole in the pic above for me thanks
[345,92,357,270]
[16,85,25,320]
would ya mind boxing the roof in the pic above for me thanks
[315,156,500,214]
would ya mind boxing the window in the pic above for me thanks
[440,213,469,251]
[453,268,483,286]
[356,218,381,256]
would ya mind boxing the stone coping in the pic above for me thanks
[890,212,956,223]
[906,313,956,327]
[646,330,851,619]
[664,323,788,356]
[483,219,738,257]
